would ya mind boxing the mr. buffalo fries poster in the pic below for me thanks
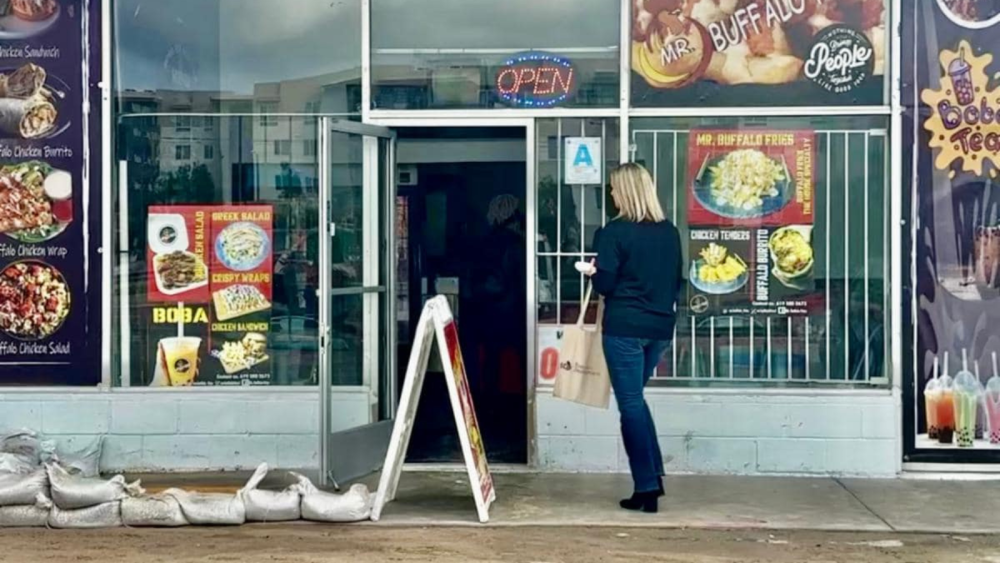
[685,130,820,316]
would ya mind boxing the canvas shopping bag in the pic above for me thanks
[553,283,610,409]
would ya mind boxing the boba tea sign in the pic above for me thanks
[923,40,1000,177]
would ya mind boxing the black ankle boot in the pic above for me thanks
[619,491,659,513]
[657,477,665,497]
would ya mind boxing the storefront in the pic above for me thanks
[5,0,979,478]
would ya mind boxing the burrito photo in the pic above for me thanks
[0,96,56,138]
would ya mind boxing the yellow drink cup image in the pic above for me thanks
[159,337,202,386]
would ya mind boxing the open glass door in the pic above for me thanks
[319,119,396,487]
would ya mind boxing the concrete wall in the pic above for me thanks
[0,390,369,473]
[536,389,899,477]
[0,388,899,476]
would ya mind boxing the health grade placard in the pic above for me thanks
[686,130,815,227]
[209,206,273,323]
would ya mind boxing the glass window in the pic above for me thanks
[630,1,889,107]
[535,118,620,326]
[371,0,620,110]
[113,0,362,116]
[625,116,888,386]
[114,116,321,387]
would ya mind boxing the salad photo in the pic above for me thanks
[0,161,73,243]
[216,221,270,272]
[0,260,70,340]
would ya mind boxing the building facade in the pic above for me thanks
[0,0,995,478]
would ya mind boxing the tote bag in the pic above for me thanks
[553,283,610,409]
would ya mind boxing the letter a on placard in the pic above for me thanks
[371,296,496,523]
[573,144,594,167]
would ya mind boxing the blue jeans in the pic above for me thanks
[603,336,670,493]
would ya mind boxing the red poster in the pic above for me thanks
[146,206,211,303]
[208,206,274,322]
[686,130,815,227]
[443,320,494,503]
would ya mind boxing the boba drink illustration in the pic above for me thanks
[925,356,941,440]
[975,362,986,440]
[952,350,979,448]
[937,352,956,444]
[949,48,975,105]
[986,353,1000,445]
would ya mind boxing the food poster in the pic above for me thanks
[685,130,817,316]
[443,320,494,503]
[903,1,1000,455]
[631,0,886,107]
[144,205,274,386]
[208,206,273,385]
[0,0,92,383]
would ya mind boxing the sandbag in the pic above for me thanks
[163,488,245,526]
[47,463,143,510]
[0,494,51,527]
[240,463,302,522]
[0,429,54,472]
[121,494,188,527]
[0,453,35,475]
[293,473,372,523]
[0,469,47,506]
[51,437,103,477]
[49,501,122,529]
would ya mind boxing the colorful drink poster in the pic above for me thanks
[685,129,817,316]
[631,0,886,107]
[144,205,274,386]
[902,1,1000,457]
[0,0,96,384]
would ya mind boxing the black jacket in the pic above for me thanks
[592,219,683,340]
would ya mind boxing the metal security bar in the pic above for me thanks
[618,128,888,385]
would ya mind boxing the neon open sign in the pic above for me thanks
[495,52,576,107]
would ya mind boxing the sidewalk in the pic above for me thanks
[133,470,1000,534]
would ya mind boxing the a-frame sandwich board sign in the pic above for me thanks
[371,296,496,523]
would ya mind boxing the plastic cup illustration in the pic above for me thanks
[937,352,956,445]
[159,337,201,386]
[986,353,1000,445]
[952,350,980,448]
[949,47,975,105]
[925,356,941,440]
[975,362,986,440]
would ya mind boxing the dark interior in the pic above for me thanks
[396,127,528,464]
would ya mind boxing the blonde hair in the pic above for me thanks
[610,163,665,223]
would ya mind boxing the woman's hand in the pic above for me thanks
[575,259,597,277]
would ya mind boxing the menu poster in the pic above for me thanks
[685,129,817,316]
[688,226,815,316]
[144,205,274,386]
[631,0,886,107]
[0,0,93,384]
[208,206,273,386]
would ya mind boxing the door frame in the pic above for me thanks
[368,116,537,467]
[318,117,397,486]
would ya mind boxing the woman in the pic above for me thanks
[584,163,683,514]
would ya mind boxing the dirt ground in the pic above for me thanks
[1,526,999,563]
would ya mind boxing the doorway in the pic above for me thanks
[394,126,529,464]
